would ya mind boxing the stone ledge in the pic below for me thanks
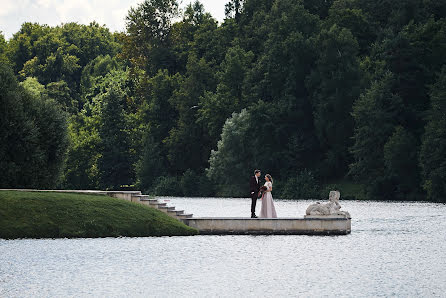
[304,215,351,219]
[185,217,351,235]
[196,229,350,235]
[190,217,350,221]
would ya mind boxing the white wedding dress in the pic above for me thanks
[260,181,277,218]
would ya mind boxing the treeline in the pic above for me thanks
[1,0,445,202]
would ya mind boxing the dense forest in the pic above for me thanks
[1,0,445,202]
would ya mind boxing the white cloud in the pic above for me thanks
[0,0,18,17]
[0,0,225,40]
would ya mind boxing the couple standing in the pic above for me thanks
[249,169,277,218]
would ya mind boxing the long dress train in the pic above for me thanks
[260,181,277,218]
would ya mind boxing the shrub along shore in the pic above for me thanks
[0,190,197,239]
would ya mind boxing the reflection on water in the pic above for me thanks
[1,199,446,297]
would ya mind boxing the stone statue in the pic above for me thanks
[305,191,350,218]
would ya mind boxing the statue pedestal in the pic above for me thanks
[304,214,351,219]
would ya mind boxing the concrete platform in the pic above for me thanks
[184,217,351,235]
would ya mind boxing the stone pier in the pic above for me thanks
[183,216,351,235]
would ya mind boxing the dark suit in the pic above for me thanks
[249,176,262,215]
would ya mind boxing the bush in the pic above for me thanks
[180,169,198,196]
[275,170,320,200]
[152,176,182,196]
[197,174,215,197]
[180,170,216,197]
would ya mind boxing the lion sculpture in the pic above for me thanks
[305,191,350,218]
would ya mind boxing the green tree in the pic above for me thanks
[0,31,9,65]
[326,0,375,54]
[97,85,133,189]
[7,22,120,106]
[242,0,321,177]
[349,72,403,198]
[20,77,45,98]
[63,112,101,189]
[164,54,216,174]
[45,80,77,113]
[136,69,180,189]
[225,0,244,20]
[207,109,254,196]
[170,1,217,72]
[371,18,446,136]
[136,136,167,192]
[383,126,421,200]
[306,25,361,177]
[80,54,120,99]
[235,0,274,57]
[6,23,50,74]
[58,22,121,68]
[123,0,179,75]
[0,63,68,188]
[356,0,434,33]
[419,66,446,202]
[207,101,304,196]
[198,45,254,143]
[63,67,132,190]
[302,0,334,19]
[139,69,180,142]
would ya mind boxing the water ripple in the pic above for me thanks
[1,199,446,297]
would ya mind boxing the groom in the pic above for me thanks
[249,169,262,218]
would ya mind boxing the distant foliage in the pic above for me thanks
[420,67,446,202]
[152,176,182,196]
[307,24,361,177]
[207,109,253,197]
[0,64,68,188]
[97,85,134,190]
[275,170,320,200]
[383,126,421,200]
[1,0,445,201]
[349,73,405,199]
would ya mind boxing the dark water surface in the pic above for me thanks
[1,199,445,297]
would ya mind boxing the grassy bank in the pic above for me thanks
[0,190,197,239]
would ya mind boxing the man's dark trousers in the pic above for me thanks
[249,176,261,216]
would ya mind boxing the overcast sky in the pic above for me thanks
[0,0,226,40]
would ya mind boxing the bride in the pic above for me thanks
[260,174,277,218]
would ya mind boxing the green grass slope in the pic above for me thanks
[0,190,197,239]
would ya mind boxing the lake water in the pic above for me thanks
[1,198,446,297]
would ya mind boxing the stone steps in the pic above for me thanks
[131,195,150,203]
[168,209,184,215]
[131,194,193,222]
[177,213,193,219]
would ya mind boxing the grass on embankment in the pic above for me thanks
[0,190,197,239]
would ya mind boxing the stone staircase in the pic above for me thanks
[128,193,193,222]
